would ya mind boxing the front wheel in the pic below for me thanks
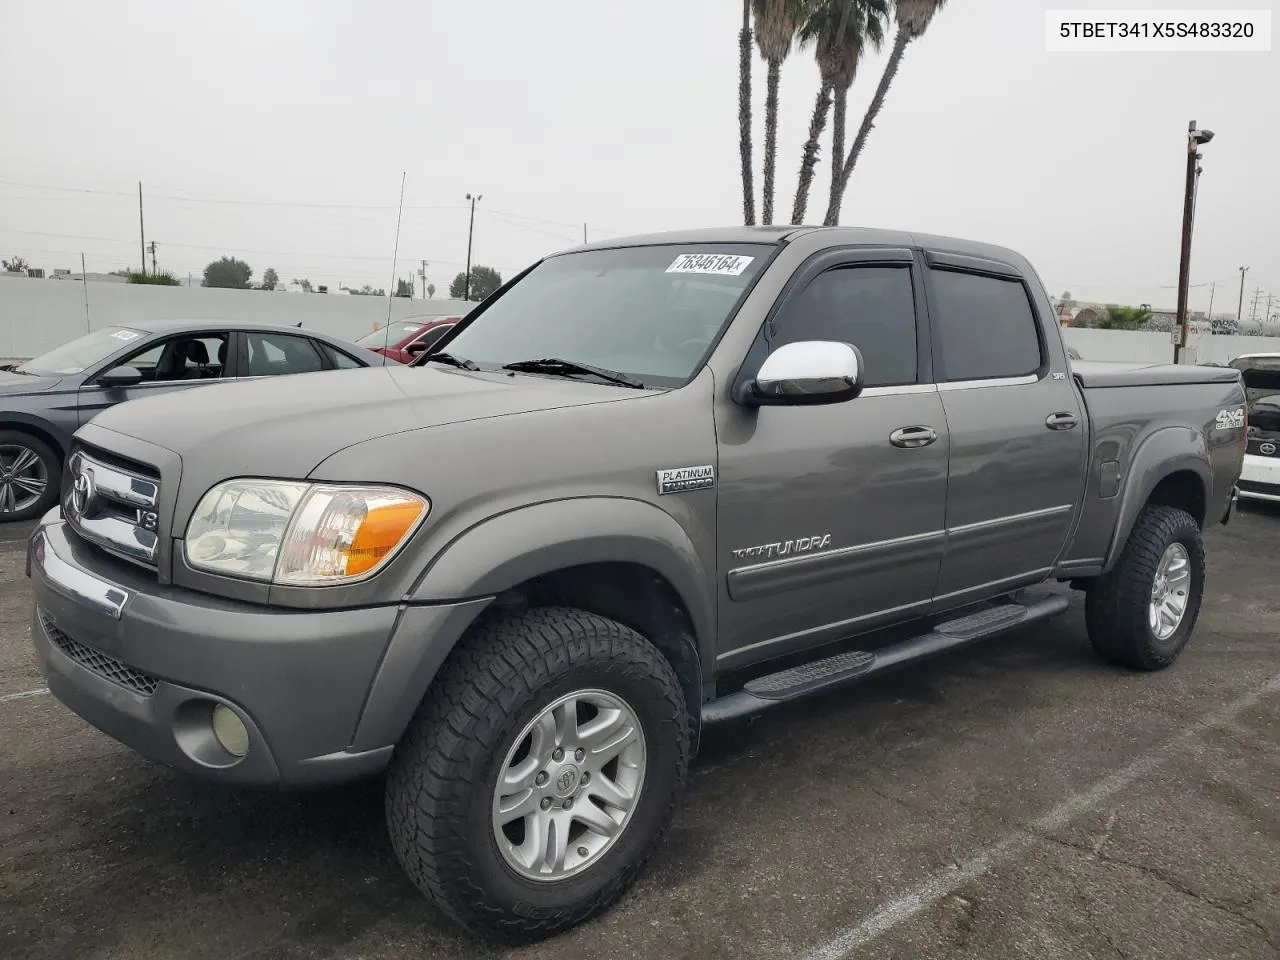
[385,606,690,943]
[0,430,61,523]
[1085,504,1206,670]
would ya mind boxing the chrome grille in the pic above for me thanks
[39,610,159,696]
[63,448,161,570]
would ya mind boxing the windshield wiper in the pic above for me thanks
[501,358,646,389]
[420,352,479,371]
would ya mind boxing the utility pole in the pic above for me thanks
[463,192,482,301]
[138,181,146,277]
[1206,280,1216,321]
[418,259,428,299]
[1266,292,1274,326]
[1249,287,1263,324]
[1174,121,1213,363]
[583,223,588,244]
[1238,266,1249,321]
[147,241,158,275]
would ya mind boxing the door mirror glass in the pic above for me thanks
[98,365,144,387]
[747,341,863,406]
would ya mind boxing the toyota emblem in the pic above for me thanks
[1261,442,1277,456]
[70,464,97,517]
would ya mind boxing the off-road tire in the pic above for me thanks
[1085,505,1205,670]
[0,430,61,523]
[385,605,690,943]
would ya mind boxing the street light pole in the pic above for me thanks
[464,192,482,300]
[1174,120,1213,364]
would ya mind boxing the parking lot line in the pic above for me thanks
[800,671,1280,960]
[0,687,49,703]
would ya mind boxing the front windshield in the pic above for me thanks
[434,243,771,387]
[17,326,147,376]
[357,321,425,346]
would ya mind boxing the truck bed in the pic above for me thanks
[1071,359,1242,389]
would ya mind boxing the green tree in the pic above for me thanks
[290,277,314,293]
[395,277,414,298]
[753,0,810,225]
[127,270,181,286]
[346,284,386,296]
[1096,305,1153,330]
[202,256,253,289]
[792,0,889,225]
[2,256,28,273]
[450,265,503,300]
[738,0,756,225]
[426,282,437,299]
[261,267,280,290]
[824,0,951,224]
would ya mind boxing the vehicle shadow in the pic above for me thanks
[4,602,1117,960]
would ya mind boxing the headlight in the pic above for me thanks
[185,479,428,585]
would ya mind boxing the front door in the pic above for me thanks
[78,331,235,425]
[923,254,1087,611]
[714,248,949,670]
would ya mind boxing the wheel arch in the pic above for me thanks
[352,498,715,753]
[1103,428,1209,573]
[0,415,69,461]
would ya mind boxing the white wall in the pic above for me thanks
[1062,327,1280,365]
[0,277,473,359]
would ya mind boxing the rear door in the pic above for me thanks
[924,251,1086,611]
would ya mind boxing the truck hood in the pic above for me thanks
[87,364,643,480]
[0,371,64,396]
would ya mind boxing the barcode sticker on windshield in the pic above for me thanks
[666,253,754,276]
[111,330,140,341]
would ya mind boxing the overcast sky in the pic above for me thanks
[1,0,1275,314]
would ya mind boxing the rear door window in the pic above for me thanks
[929,269,1043,382]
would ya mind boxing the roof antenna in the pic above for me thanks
[381,171,407,367]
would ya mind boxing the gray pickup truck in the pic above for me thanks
[27,226,1245,942]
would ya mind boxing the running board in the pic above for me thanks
[702,590,1071,725]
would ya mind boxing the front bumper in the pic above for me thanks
[27,513,489,787]
[1238,454,1280,503]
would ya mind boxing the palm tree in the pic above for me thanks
[753,0,809,225]
[823,0,950,225]
[825,0,888,223]
[738,0,757,225]
[790,0,885,225]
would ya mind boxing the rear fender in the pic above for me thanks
[1103,427,1209,572]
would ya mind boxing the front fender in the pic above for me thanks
[347,498,715,753]
[1103,426,1209,572]
[409,496,714,646]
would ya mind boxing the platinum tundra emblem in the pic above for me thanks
[656,465,715,495]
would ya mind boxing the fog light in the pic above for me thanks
[211,704,249,757]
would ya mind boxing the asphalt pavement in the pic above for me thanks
[1,510,1277,960]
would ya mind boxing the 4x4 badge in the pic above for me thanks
[656,465,715,495]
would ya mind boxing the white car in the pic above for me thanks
[1231,353,1280,503]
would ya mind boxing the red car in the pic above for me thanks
[356,316,461,364]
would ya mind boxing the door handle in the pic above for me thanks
[889,426,938,448]
[1045,412,1079,431]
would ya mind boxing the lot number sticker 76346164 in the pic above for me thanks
[666,253,755,276]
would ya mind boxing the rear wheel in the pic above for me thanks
[385,606,690,943]
[1085,505,1205,670]
[0,430,60,523]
